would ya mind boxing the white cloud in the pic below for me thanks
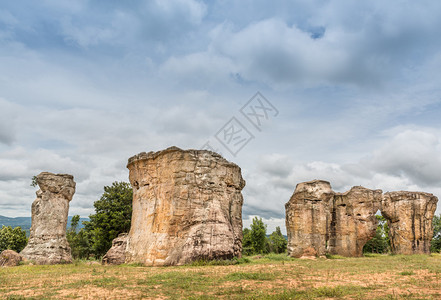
[0,99,17,145]
[243,128,441,223]
[160,52,237,88]
[242,215,286,235]
[1,0,441,227]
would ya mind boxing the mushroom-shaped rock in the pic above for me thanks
[20,172,76,264]
[125,147,245,266]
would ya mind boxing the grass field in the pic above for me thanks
[1,253,441,299]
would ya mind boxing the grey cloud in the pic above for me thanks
[257,153,294,178]
[206,2,441,89]
[0,127,14,146]
[0,99,17,145]
[0,0,207,56]
[242,128,441,219]
[366,130,441,187]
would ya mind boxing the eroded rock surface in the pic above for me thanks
[382,191,438,254]
[102,233,128,265]
[286,180,439,257]
[285,180,334,258]
[0,250,22,267]
[286,181,383,257]
[20,172,75,264]
[328,187,382,257]
[125,147,245,266]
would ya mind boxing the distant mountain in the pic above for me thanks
[0,215,32,232]
[0,215,89,236]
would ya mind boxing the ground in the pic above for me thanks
[1,253,441,299]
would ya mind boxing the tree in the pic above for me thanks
[84,182,133,257]
[67,215,92,259]
[0,226,28,253]
[431,214,441,253]
[249,217,268,254]
[30,176,38,187]
[268,226,287,254]
[242,228,253,255]
[363,215,390,254]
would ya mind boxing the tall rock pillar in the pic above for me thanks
[328,187,382,257]
[381,191,438,254]
[285,180,334,257]
[20,172,76,264]
[125,147,245,266]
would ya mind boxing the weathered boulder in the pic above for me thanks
[0,250,22,267]
[125,146,245,266]
[102,233,128,265]
[285,180,334,258]
[20,172,75,264]
[328,186,382,257]
[381,191,438,254]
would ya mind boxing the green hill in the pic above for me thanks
[0,215,89,236]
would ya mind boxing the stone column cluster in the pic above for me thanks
[9,147,438,267]
[285,180,438,257]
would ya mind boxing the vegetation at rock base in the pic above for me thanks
[243,217,287,256]
[66,216,92,259]
[67,182,133,259]
[268,226,288,254]
[0,225,27,253]
[432,214,441,253]
[363,215,390,254]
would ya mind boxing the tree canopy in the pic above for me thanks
[82,181,133,257]
[243,218,287,255]
[363,215,390,254]
[0,226,27,253]
[268,226,287,254]
[431,214,441,253]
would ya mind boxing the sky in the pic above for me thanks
[1,0,441,234]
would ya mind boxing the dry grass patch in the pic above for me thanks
[1,254,441,299]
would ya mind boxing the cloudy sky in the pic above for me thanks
[1,0,441,234]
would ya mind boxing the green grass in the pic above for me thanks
[1,254,441,299]
[189,257,251,266]
[325,254,347,259]
[399,271,415,276]
[224,271,276,281]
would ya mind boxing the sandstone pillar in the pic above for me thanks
[381,191,438,254]
[285,180,334,258]
[328,186,382,257]
[20,172,75,264]
[125,147,245,266]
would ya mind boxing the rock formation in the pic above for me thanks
[286,181,382,257]
[0,250,22,267]
[286,180,439,257]
[285,180,334,258]
[382,191,438,254]
[20,172,75,264]
[328,186,382,257]
[102,233,128,265]
[125,147,245,266]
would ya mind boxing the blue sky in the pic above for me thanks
[1,0,441,233]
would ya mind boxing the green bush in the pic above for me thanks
[0,226,27,253]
